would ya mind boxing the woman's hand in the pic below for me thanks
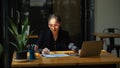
[34,45,39,51]
[42,48,50,54]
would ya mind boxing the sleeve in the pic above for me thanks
[68,43,79,53]
[65,32,71,46]
[63,31,71,50]
[65,32,79,53]
[35,31,44,48]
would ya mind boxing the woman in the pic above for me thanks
[34,14,79,54]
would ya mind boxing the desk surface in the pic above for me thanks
[93,33,120,38]
[11,50,120,67]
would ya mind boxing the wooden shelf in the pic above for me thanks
[28,35,39,39]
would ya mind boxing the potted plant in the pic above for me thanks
[9,17,33,59]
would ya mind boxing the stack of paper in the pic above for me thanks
[41,54,69,58]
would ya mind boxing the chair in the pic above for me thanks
[103,28,120,57]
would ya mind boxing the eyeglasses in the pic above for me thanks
[49,23,60,27]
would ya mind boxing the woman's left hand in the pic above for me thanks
[42,48,50,54]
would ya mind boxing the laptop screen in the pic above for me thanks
[79,41,104,57]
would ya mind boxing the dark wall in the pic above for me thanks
[29,0,95,47]
[1,0,10,67]
[29,7,51,35]
[53,0,82,47]
[0,0,95,67]
[0,0,4,67]
[29,0,53,35]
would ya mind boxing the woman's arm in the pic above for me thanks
[65,31,79,53]
[34,31,44,51]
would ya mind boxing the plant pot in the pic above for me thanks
[16,50,27,59]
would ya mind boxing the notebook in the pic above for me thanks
[79,41,104,57]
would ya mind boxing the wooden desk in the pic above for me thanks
[93,33,120,56]
[11,50,120,68]
[77,50,120,65]
[93,33,120,40]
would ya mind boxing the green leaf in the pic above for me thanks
[9,18,18,36]
[9,42,19,51]
[8,27,16,37]
[29,30,35,36]
[21,18,29,45]
[22,18,28,35]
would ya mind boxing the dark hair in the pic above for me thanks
[48,14,62,23]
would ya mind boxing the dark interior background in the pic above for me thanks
[0,0,94,67]
[5,0,94,47]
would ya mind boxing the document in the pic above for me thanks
[41,54,69,58]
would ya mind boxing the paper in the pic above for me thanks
[41,54,69,58]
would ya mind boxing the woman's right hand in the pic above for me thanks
[34,45,39,51]
[42,48,50,54]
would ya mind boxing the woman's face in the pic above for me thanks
[48,18,60,33]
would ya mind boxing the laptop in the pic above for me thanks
[79,41,104,57]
